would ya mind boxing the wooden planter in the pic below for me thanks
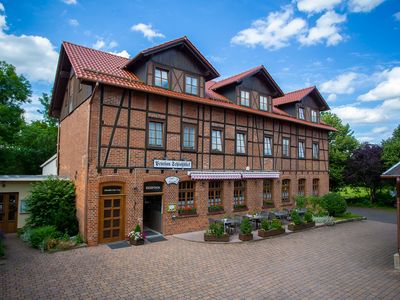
[239,233,253,241]
[204,234,230,242]
[258,228,285,238]
[130,238,145,246]
[287,221,315,232]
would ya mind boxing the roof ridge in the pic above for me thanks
[212,65,263,87]
[281,86,315,96]
[62,41,130,60]
[139,36,187,54]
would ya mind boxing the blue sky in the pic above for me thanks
[1,0,399,143]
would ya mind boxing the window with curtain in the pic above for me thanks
[240,90,250,106]
[148,121,163,147]
[282,138,290,157]
[155,68,169,88]
[234,180,246,207]
[298,179,305,196]
[236,132,246,154]
[264,136,272,156]
[185,75,198,95]
[298,141,305,159]
[178,181,195,209]
[182,124,196,150]
[211,129,223,152]
[208,181,223,207]
[298,107,305,120]
[312,142,319,159]
[260,95,268,111]
[281,179,290,202]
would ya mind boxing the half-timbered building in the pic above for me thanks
[50,36,335,245]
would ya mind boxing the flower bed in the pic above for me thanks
[204,233,230,242]
[128,225,145,246]
[287,210,315,232]
[258,218,285,238]
[204,222,230,242]
[239,218,253,241]
[258,228,285,238]
[287,221,315,231]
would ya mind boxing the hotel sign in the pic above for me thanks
[144,182,163,193]
[153,159,192,169]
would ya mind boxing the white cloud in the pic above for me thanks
[131,23,165,40]
[348,0,385,13]
[299,11,347,46]
[92,39,105,50]
[0,3,4,12]
[92,38,119,51]
[21,94,42,122]
[0,5,58,82]
[62,0,77,5]
[332,98,400,124]
[394,12,400,21]
[327,93,337,101]
[320,72,359,94]
[357,136,373,143]
[108,50,130,58]
[68,18,79,27]
[372,126,389,134]
[108,40,118,49]
[231,6,307,50]
[358,67,400,101]
[297,0,342,14]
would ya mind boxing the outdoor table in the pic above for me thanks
[245,214,263,229]
[297,208,307,216]
[218,218,235,234]
[273,211,287,220]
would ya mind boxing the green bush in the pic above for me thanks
[304,211,313,223]
[240,218,253,235]
[134,224,141,233]
[260,219,270,231]
[291,210,303,225]
[321,192,347,217]
[271,219,282,230]
[25,178,78,235]
[29,225,60,249]
[206,222,225,237]
[295,195,307,208]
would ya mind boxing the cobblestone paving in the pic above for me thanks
[1,220,399,299]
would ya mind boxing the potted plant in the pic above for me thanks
[208,205,224,214]
[288,210,315,231]
[303,211,316,228]
[204,222,229,242]
[128,224,145,246]
[258,218,285,238]
[178,206,197,216]
[239,218,253,241]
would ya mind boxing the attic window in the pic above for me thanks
[298,107,305,120]
[311,110,318,123]
[260,95,268,111]
[185,75,198,95]
[155,68,169,89]
[240,90,250,107]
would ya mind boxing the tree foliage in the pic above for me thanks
[344,144,384,202]
[321,112,359,190]
[382,125,400,168]
[0,61,31,106]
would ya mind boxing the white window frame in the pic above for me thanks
[282,138,290,157]
[260,95,268,111]
[311,110,318,123]
[155,68,169,89]
[185,75,198,95]
[298,107,305,120]
[264,136,272,156]
[211,129,223,152]
[312,142,319,159]
[236,132,246,154]
[240,90,250,107]
[148,121,164,147]
[298,141,305,159]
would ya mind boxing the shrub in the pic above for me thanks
[206,222,225,237]
[271,219,282,230]
[304,211,313,223]
[295,195,307,208]
[29,225,60,249]
[321,192,347,217]
[260,219,270,231]
[240,218,253,235]
[291,210,303,225]
[26,178,78,235]
[134,224,141,233]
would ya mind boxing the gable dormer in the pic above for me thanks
[273,86,330,123]
[209,65,283,112]
[124,36,219,98]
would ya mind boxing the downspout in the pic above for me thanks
[84,81,99,242]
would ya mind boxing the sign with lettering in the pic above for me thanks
[153,159,192,169]
[167,204,177,212]
[143,181,163,193]
[102,186,122,195]
[165,176,180,185]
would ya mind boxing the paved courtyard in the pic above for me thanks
[1,213,399,299]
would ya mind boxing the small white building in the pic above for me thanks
[40,154,58,176]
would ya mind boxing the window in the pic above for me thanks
[182,124,196,151]
[148,121,164,147]
[311,110,318,123]
[236,132,246,154]
[298,141,305,159]
[312,179,319,196]
[263,179,273,201]
[312,142,319,159]
[211,129,223,152]
[282,138,290,157]
[260,95,268,111]
[155,68,169,89]
[281,179,290,202]
[208,181,223,207]
[298,179,306,197]
[178,181,195,209]
[240,90,250,107]
[185,75,198,95]
[298,107,305,120]
[234,180,246,207]
[264,136,273,156]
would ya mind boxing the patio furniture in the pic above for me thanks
[208,218,216,224]
[245,214,263,229]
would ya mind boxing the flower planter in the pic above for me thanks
[207,210,225,215]
[130,238,145,246]
[204,234,230,242]
[287,221,315,231]
[258,228,285,238]
[262,202,275,209]
[233,206,248,212]
[239,233,253,241]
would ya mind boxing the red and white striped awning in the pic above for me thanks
[242,171,280,179]
[188,171,242,180]
[188,171,280,180]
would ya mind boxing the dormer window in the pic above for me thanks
[311,110,318,123]
[298,107,305,120]
[240,90,250,107]
[185,75,198,95]
[260,95,268,111]
[155,68,169,89]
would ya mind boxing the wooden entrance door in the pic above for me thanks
[99,184,125,243]
[0,193,18,233]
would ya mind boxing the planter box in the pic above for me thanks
[204,234,230,242]
[207,210,225,216]
[239,233,253,241]
[287,221,315,231]
[258,228,285,238]
[233,206,248,212]
[130,238,144,246]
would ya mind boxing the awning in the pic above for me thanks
[188,171,242,180]
[188,171,280,180]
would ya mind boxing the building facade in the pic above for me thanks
[50,37,335,245]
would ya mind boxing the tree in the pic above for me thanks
[344,143,383,202]
[382,125,400,168]
[37,92,58,126]
[321,112,359,190]
[0,61,31,107]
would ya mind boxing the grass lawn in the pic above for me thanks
[338,186,396,209]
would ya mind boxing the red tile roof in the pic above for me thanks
[273,86,315,106]
[52,41,335,131]
[205,81,230,102]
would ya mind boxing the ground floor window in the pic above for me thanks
[298,179,305,197]
[208,181,223,212]
[281,179,290,202]
[233,180,246,208]
[312,179,319,196]
[178,181,195,213]
[263,179,273,206]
